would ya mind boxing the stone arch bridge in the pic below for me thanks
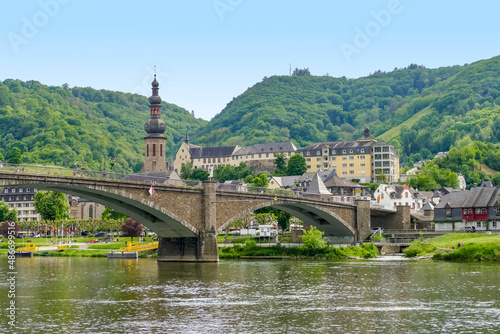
[0,170,373,262]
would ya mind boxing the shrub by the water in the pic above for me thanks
[432,243,500,261]
[403,240,436,257]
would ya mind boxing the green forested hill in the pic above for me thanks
[0,80,207,173]
[2,56,500,174]
[196,57,500,165]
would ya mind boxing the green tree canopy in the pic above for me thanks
[301,226,327,250]
[0,202,17,222]
[8,147,22,164]
[251,172,269,187]
[287,154,307,176]
[273,153,287,175]
[34,191,70,221]
[101,207,127,220]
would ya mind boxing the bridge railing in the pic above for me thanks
[0,162,202,187]
[0,162,355,205]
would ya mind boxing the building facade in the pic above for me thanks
[297,128,399,183]
[434,185,500,231]
[1,187,42,222]
[173,136,296,174]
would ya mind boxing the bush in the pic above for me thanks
[403,240,436,258]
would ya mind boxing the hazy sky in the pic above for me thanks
[1,0,500,121]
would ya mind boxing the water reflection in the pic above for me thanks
[1,257,499,333]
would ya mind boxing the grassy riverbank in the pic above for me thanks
[219,242,379,259]
[403,233,500,261]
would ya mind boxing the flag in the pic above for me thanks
[149,185,155,196]
[45,226,47,233]
[51,226,53,232]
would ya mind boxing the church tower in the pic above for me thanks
[143,73,167,172]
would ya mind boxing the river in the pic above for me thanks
[1,256,500,333]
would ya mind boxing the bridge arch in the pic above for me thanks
[2,178,198,238]
[219,199,356,237]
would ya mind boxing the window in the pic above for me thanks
[12,189,16,193]
[405,192,408,198]
[89,206,93,219]
[360,149,365,153]
[152,144,156,157]
[349,156,354,160]
[306,151,310,156]
[332,157,336,161]
[349,171,354,175]
[332,150,336,154]
[463,209,468,215]
[349,164,354,167]
[342,171,347,175]
[360,163,365,167]
[349,149,353,153]
[317,151,321,155]
[383,154,390,159]
[307,158,311,162]
[496,208,500,216]
[307,165,311,169]
[342,164,347,168]
[374,154,381,159]
[374,147,381,152]
[19,189,23,193]
[316,158,321,162]
[259,154,262,158]
[266,153,269,158]
[383,147,390,152]
[481,208,487,214]
[3,189,8,193]
[360,156,365,160]
[445,209,452,217]
[342,157,347,161]
[468,209,472,215]
[475,208,481,214]
[342,150,346,154]
[316,165,321,169]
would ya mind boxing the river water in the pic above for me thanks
[1,256,500,333]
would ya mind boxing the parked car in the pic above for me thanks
[458,226,476,233]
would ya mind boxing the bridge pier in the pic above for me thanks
[157,181,219,262]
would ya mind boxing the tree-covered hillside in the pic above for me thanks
[0,80,207,173]
[196,57,500,166]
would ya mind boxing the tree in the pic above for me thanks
[0,152,4,161]
[287,154,307,176]
[121,218,143,242]
[256,207,292,231]
[273,153,287,175]
[292,67,311,76]
[8,147,22,164]
[0,221,19,237]
[180,162,193,179]
[191,168,209,181]
[251,172,269,187]
[34,191,70,221]
[101,207,127,220]
[301,226,327,250]
[0,202,17,222]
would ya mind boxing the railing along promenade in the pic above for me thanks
[0,163,356,206]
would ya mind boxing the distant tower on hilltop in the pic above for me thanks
[143,73,167,172]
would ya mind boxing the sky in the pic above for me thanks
[1,0,500,121]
